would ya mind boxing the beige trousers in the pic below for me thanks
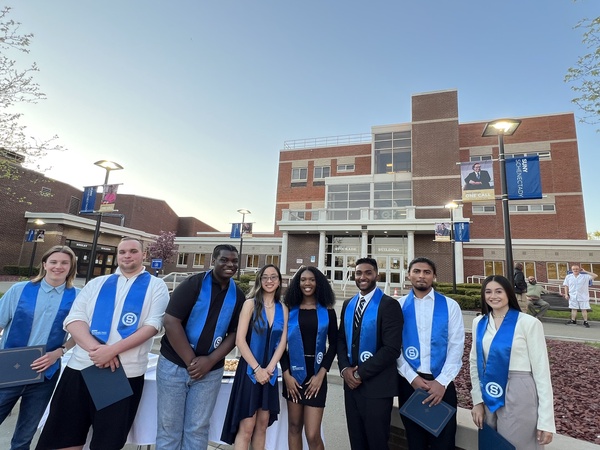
[484,371,544,450]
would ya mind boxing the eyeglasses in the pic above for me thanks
[261,275,279,282]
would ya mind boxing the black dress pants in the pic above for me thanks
[398,374,457,450]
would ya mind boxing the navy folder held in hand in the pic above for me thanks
[478,423,516,450]
[399,388,457,437]
[0,345,45,388]
[81,361,133,410]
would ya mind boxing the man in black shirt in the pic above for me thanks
[513,262,528,312]
[156,244,246,450]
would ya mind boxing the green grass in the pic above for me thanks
[544,303,600,321]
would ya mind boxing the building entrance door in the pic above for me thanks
[327,254,358,285]
[375,255,404,294]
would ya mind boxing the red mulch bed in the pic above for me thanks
[456,334,600,445]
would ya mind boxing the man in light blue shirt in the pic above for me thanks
[0,245,79,450]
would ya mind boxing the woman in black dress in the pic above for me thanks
[282,266,337,450]
[221,264,288,449]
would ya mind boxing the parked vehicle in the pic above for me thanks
[160,272,196,292]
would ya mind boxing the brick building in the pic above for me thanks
[0,151,216,278]
[272,89,599,288]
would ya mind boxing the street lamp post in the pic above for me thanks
[27,219,45,277]
[482,119,521,286]
[237,209,251,280]
[86,160,123,283]
[445,202,458,293]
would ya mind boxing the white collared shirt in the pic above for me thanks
[64,267,169,377]
[396,289,465,387]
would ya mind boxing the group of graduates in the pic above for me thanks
[0,241,555,450]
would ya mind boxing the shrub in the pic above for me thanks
[3,265,38,276]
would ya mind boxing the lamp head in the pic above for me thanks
[482,119,521,137]
[94,160,123,171]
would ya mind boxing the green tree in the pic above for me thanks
[0,7,63,183]
[588,230,600,240]
[565,16,600,127]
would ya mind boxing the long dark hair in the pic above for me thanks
[284,266,335,308]
[480,275,520,315]
[247,264,282,332]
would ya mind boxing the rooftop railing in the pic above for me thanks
[283,133,372,150]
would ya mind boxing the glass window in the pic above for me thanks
[484,260,505,277]
[470,155,493,161]
[292,167,307,181]
[508,203,555,213]
[266,255,280,266]
[193,253,205,267]
[314,166,330,179]
[515,261,535,278]
[337,164,355,172]
[547,262,568,280]
[374,131,411,174]
[290,211,305,220]
[246,255,260,268]
[177,253,189,266]
[472,205,496,214]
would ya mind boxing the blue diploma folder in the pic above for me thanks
[81,360,133,410]
[0,345,45,388]
[479,423,516,450]
[399,388,456,437]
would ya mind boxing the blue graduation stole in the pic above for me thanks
[287,304,329,384]
[185,270,238,352]
[4,282,77,379]
[476,308,519,412]
[401,290,448,377]
[344,288,383,366]
[90,272,151,343]
[246,302,284,386]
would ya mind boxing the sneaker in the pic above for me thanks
[566,319,577,325]
[584,321,590,328]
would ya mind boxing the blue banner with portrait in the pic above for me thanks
[506,156,542,200]
[80,186,98,213]
[454,222,470,242]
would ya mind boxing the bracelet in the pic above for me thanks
[253,364,260,373]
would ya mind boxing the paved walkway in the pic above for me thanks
[1,281,598,449]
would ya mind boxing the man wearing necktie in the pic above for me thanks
[464,162,492,190]
[337,257,403,450]
[397,257,465,449]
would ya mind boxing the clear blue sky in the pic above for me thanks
[9,1,600,233]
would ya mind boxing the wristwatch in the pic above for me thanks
[60,346,67,355]
[353,370,361,380]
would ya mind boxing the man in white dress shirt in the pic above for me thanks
[396,257,465,450]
